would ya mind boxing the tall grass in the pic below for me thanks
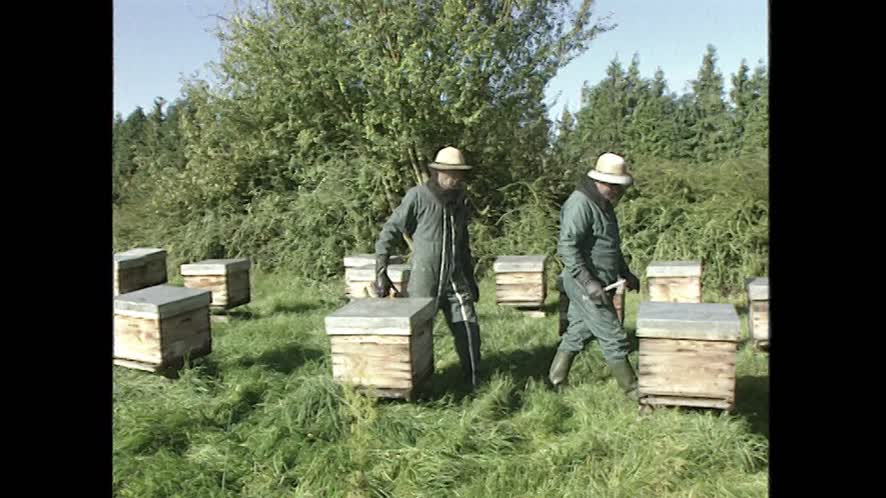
[113,272,769,497]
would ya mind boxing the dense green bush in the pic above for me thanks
[112,0,768,295]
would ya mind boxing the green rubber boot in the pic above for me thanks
[548,350,577,389]
[608,358,641,402]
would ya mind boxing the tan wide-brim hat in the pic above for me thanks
[587,152,633,186]
[429,146,472,171]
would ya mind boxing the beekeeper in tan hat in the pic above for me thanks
[549,152,642,402]
[372,146,483,390]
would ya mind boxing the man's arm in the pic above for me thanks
[373,189,418,296]
[558,197,607,304]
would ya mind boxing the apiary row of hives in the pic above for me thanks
[113,248,251,373]
[113,248,768,415]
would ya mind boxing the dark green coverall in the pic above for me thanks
[552,176,639,399]
[375,182,481,387]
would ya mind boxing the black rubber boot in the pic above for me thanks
[607,358,641,401]
[548,350,576,389]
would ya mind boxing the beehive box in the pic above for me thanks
[494,256,547,317]
[646,261,703,303]
[180,259,251,310]
[113,248,167,296]
[637,302,740,410]
[344,254,405,299]
[747,277,769,347]
[114,285,212,372]
[325,298,436,400]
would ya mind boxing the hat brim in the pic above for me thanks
[588,170,633,186]
[429,162,472,171]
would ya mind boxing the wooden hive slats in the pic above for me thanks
[495,272,545,286]
[114,258,168,296]
[495,283,545,301]
[182,270,251,309]
[638,338,736,401]
[641,395,732,410]
[749,301,769,341]
[114,315,163,364]
[114,298,212,369]
[647,276,702,303]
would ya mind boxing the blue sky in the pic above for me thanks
[114,0,767,121]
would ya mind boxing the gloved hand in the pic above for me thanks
[371,255,393,298]
[577,268,608,305]
[624,271,640,293]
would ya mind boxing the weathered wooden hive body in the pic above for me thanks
[637,302,740,410]
[747,277,769,346]
[324,297,436,400]
[114,285,212,372]
[113,248,167,296]
[494,255,547,317]
[180,258,251,310]
[646,261,703,303]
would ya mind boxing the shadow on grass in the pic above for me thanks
[541,300,561,315]
[417,342,559,404]
[270,301,329,315]
[225,308,259,320]
[238,343,325,374]
[641,374,769,440]
[734,375,769,439]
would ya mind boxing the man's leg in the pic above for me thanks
[440,288,481,389]
[556,276,638,400]
[549,277,598,387]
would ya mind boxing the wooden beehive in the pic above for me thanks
[325,298,436,400]
[646,261,703,303]
[180,259,251,310]
[494,255,547,317]
[114,285,212,372]
[343,253,405,299]
[747,277,769,348]
[113,248,167,296]
[636,302,740,410]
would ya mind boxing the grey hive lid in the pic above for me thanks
[113,248,166,270]
[637,302,740,341]
[646,261,702,277]
[115,285,211,318]
[181,258,251,276]
[747,277,769,301]
[343,253,405,268]
[325,297,435,335]
[493,255,546,272]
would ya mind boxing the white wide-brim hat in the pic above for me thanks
[429,146,472,171]
[587,152,633,186]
